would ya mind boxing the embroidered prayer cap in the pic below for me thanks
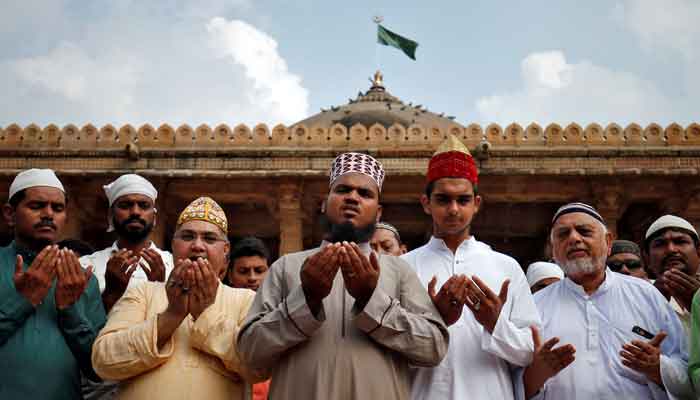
[645,215,698,242]
[551,202,604,225]
[103,174,157,207]
[9,169,65,201]
[427,135,478,184]
[610,240,641,257]
[376,222,401,242]
[329,152,385,191]
[526,262,564,288]
[176,196,228,234]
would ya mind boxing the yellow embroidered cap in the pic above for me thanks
[176,196,228,234]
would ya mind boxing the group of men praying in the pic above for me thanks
[2,134,700,400]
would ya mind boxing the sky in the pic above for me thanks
[0,0,698,128]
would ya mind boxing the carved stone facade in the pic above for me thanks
[2,74,700,266]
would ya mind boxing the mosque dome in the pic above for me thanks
[293,71,464,131]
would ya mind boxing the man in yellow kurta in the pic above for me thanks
[238,152,449,400]
[92,197,265,399]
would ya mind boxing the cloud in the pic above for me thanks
[206,17,309,124]
[613,0,700,59]
[0,3,308,126]
[475,51,675,126]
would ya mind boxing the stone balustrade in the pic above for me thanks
[2,122,700,152]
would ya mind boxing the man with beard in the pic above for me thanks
[80,174,173,313]
[238,152,448,400]
[1,169,105,399]
[402,135,539,400]
[92,196,264,400]
[517,202,693,399]
[644,215,700,334]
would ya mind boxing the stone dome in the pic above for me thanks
[293,71,464,131]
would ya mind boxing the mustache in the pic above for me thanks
[34,219,56,229]
[122,216,147,226]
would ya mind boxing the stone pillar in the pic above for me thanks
[593,188,625,239]
[278,182,303,256]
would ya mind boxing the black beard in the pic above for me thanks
[113,216,153,244]
[321,214,377,243]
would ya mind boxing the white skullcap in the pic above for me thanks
[9,169,65,201]
[526,261,564,288]
[645,215,698,242]
[104,174,157,232]
[104,174,157,207]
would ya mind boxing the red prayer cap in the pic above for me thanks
[426,135,478,184]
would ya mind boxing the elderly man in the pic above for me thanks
[644,215,700,334]
[370,221,404,256]
[0,169,105,399]
[238,152,448,400]
[526,262,564,294]
[519,202,692,399]
[402,135,539,400]
[608,239,648,280]
[81,174,174,313]
[92,197,263,400]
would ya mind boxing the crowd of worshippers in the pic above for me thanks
[3,135,700,400]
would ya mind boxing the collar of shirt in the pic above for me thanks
[320,240,371,256]
[109,240,158,254]
[563,267,616,299]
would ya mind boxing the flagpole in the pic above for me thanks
[373,16,383,72]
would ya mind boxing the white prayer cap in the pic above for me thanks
[103,174,157,207]
[526,261,564,288]
[645,215,698,242]
[9,169,65,201]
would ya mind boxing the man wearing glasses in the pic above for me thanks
[92,196,267,400]
[607,240,649,281]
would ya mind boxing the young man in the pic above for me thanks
[402,135,539,400]
[80,174,174,313]
[519,203,692,399]
[92,197,264,400]
[238,152,448,400]
[0,169,105,400]
[226,236,270,292]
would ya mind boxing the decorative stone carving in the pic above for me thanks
[625,123,643,146]
[666,123,684,146]
[605,123,624,146]
[644,123,665,146]
[545,123,564,146]
[584,123,604,146]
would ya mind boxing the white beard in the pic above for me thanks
[559,255,606,276]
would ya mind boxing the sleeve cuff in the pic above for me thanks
[354,286,393,333]
[284,285,324,337]
[151,314,176,360]
[0,287,35,321]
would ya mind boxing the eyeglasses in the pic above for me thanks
[608,260,642,271]
[173,230,227,245]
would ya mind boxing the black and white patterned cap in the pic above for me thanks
[329,152,385,191]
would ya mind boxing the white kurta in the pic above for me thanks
[515,270,693,400]
[402,236,539,400]
[80,241,174,292]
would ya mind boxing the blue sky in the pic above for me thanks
[1,0,697,127]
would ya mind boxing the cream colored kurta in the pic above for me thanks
[92,282,265,400]
[237,243,449,400]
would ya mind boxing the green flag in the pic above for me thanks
[377,24,418,60]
